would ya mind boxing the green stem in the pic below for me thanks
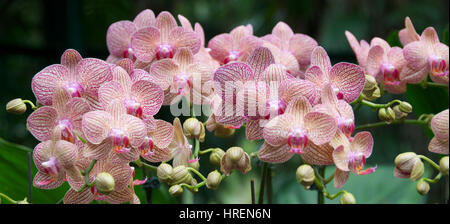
[267,167,273,204]
[198,148,215,155]
[141,162,158,171]
[418,155,441,171]
[417,82,449,90]
[324,190,348,200]
[187,167,206,181]
[422,173,443,184]
[0,192,18,204]
[324,171,335,185]
[22,100,38,110]
[355,119,429,130]
[317,166,325,204]
[78,159,97,192]
[258,163,268,204]
[360,99,402,109]
[193,139,200,159]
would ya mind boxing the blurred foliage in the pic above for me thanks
[0,0,448,204]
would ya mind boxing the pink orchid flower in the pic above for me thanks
[65,156,134,204]
[98,66,163,121]
[106,9,156,63]
[262,41,302,78]
[429,109,449,155]
[398,17,420,47]
[81,100,146,162]
[403,27,449,85]
[33,128,79,189]
[313,84,355,138]
[262,21,318,76]
[32,49,112,107]
[345,31,371,73]
[366,42,408,94]
[138,119,174,163]
[168,117,194,167]
[130,11,201,63]
[331,130,377,188]
[149,47,213,105]
[262,95,337,156]
[208,24,262,64]
[27,88,90,143]
[305,46,365,103]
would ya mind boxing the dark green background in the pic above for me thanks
[0,0,448,204]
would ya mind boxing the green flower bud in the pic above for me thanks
[440,156,449,176]
[227,147,244,163]
[188,161,200,171]
[209,148,225,166]
[416,180,430,196]
[410,160,424,181]
[363,75,377,91]
[168,185,183,197]
[393,105,408,120]
[206,170,222,190]
[399,101,413,113]
[172,165,192,185]
[214,125,235,138]
[296,164,315,189]
[6,98,27,115]
[379,107,395,123]
[183,118,205,142]
[95,172,115,195]
[157,163,173,183]
[340,192,356,204]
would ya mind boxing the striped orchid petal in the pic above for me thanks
[431,109,449,141]
[334,168,350,189]
[263,114,294,147]
[257,142,292,163]
[304,112,337,145]
[208,34,233,63]
[246,120,264,140]
[289,34,318,68]
[32,64,67,106]
[82,111,111,144]
[106,21,138,57]
[428,137,449,155]
[246,47,275,79]
[131,80,163,116]
[64,188,94,204]
[133,9,156,29]
[301,143,334,165]
[329,62,365,103]
[170,27,201,55]
[399,17,420,46]
[27,107,58,141]
[131,27,160,62]
[61,49,82,75]
[77,58,113,92]
[351,131,374,158]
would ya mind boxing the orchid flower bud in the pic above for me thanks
[172,165,193,185]
[363,75,377,91]
[393,105,408,120]
[227,147,244,163]
[399,101,413,113]
[17,198,30,204]
[95,172,115,195]
[340,192,356,204]
[379,107,395,123]
[214,125,236,137]
[188,161,200,171]
[440,156,449,176]
[410,160,424,181]
[362,86,381,101]
[296,164,315,189]
[416,180,430,196]
[169,185,183,197]
[183,118,205,142]
[157,163,173,184]
[6,98,27,114]
[206,170,222,190]
[394,152,423,181]
[209,148,225,166]
[220,147,251,175]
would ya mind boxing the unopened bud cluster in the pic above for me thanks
[361,75,381,101]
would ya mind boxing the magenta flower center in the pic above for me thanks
[156,44,175,60]
[287,128,309,154]
[124,99,143,119]
[223,51,241,64]
[41,156,60,177]
[65,82,84,98]
[381,63,401,86]
[337,117,355,138]
[123,47,137,62]
[348,152,365,173]
[264,99,287,119]
[57,119,75,143]
[428,55,448,77]
[138,136,155,157]
[109,128,130,153]
[173,73,192,95]
[331,85,344,100]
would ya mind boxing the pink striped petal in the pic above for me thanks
[263,114,293,147]
[82,111,111,144]
[399,17,420,46]
[169,27,201,55]
[351,131,374,157]
[403,41,428,71]
[304,112,337,145]
[366,45,384,77]
[105,162,133,191]
[27,106,58,141]
[332,145,349,171]
[174,47,194,69]
[131,80,163,116]
[66,98,91,132]
[178,14,193,31]
[330,129,351,150]
[345,31,362,64]
[32,64,67,106]
[77,58,113,91]
[301,143,334,165]
[133,9,156,29]
[261,64,287,84]
[33,141,52,172]
[370,37,390,53]
[246,120,264,140]
[238,36,263,61]
[155,11,177,42]
[280,79,318,105]
[431,109,449,141]
[310,46,331,74]
[150,119,174,149]
[54,140,78,168]
[383,82,407,94]
[329,62,365,103]
[61,49,82,75]
[131,27,160,62]
[142,146,172,163]
[116,58,134,74]
[388,47,407,69]
[400,65,428,84]
[106,21,137,57]
[112,66,132,90]
[33,171,64,189]
[230,25,253,46]
[149,59,179,90]
[305,66,327,90]
[121,114,146,148]
[83,140,112,161]
[105,188,134,204]
[98,81,125,109]
[83,90,103,110]
[334,168,349,188]
[208,34,233,63]
[289,34,318,68]
[245,47,275,78]
[64,188,94,204]
[428,137,449,155]
[130,69,153,83]
[285,96,312,123]
[194,23,205,46]
[272,22,293,49]
[258,142,292,163]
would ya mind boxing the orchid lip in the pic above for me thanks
[428,56,448,77]
[173,73,192,96]
[41,156,60,177]
[332,85,344,100]
[381,63,401,86]
[287,128,308,154]
[65,82,84,98]
[264,99,286,119]
[124,99,143,119]
[223,51,241,64]
[337,117,354,138]
[139,136,155,157]
[57,119,75,143]
[109,128,131,153]
[123,47,137,62]
[156,44,174,60]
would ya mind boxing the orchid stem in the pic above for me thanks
[193,139,200,159]
[78,159,97,192]
[0,192,18,204]
[198,148,215,155]
[422,173,442,184]
[324,171,335,185]
[355,119,429,130]
[258,162,268,204]
[250,179,255,204]
[187,167,206,181]
[417,82,449,90]
[22,100,37,110]
[324,190,348,200]
[360,99,402,109]
[418,155,441,171]
[317,166,325,204]
[141,162,158,171]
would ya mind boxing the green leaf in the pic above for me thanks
[443,24,449,45]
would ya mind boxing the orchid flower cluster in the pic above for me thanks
[4,10,449,204]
